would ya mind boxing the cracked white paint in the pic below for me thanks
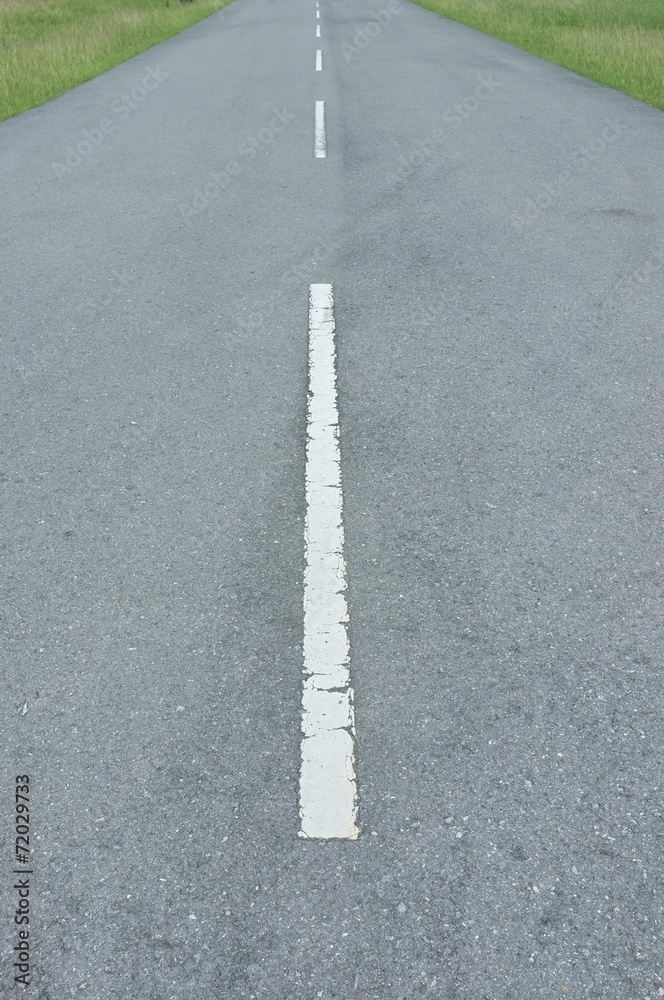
[314,101,326,158]
[299,284,358,840]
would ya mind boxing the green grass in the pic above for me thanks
[0,0,232,121]
[410,0,664,109]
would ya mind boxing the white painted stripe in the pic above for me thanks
[315,49,323,71]
[316,9,320,16]
[314,101,326,158]
[316,24,321,36]
[299,284,358,841]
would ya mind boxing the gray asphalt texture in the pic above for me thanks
[2,0,664,996]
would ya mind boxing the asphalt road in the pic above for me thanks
[2,0,663,996]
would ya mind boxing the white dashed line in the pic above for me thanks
[314,101,326,158]
[316,24,321,36]
[316,9,320,16]
[316,49,323,71]
[299,284,358,841]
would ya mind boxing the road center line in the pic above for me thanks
[314,101,326,158]
[315,49,323,71]
[316,24,321,36]
[299,284,359,841]
[316,9,320,17]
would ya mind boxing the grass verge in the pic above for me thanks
[410,0,664,110]
[0,0,232,121]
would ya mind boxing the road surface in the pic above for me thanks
[1,0,663,996]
